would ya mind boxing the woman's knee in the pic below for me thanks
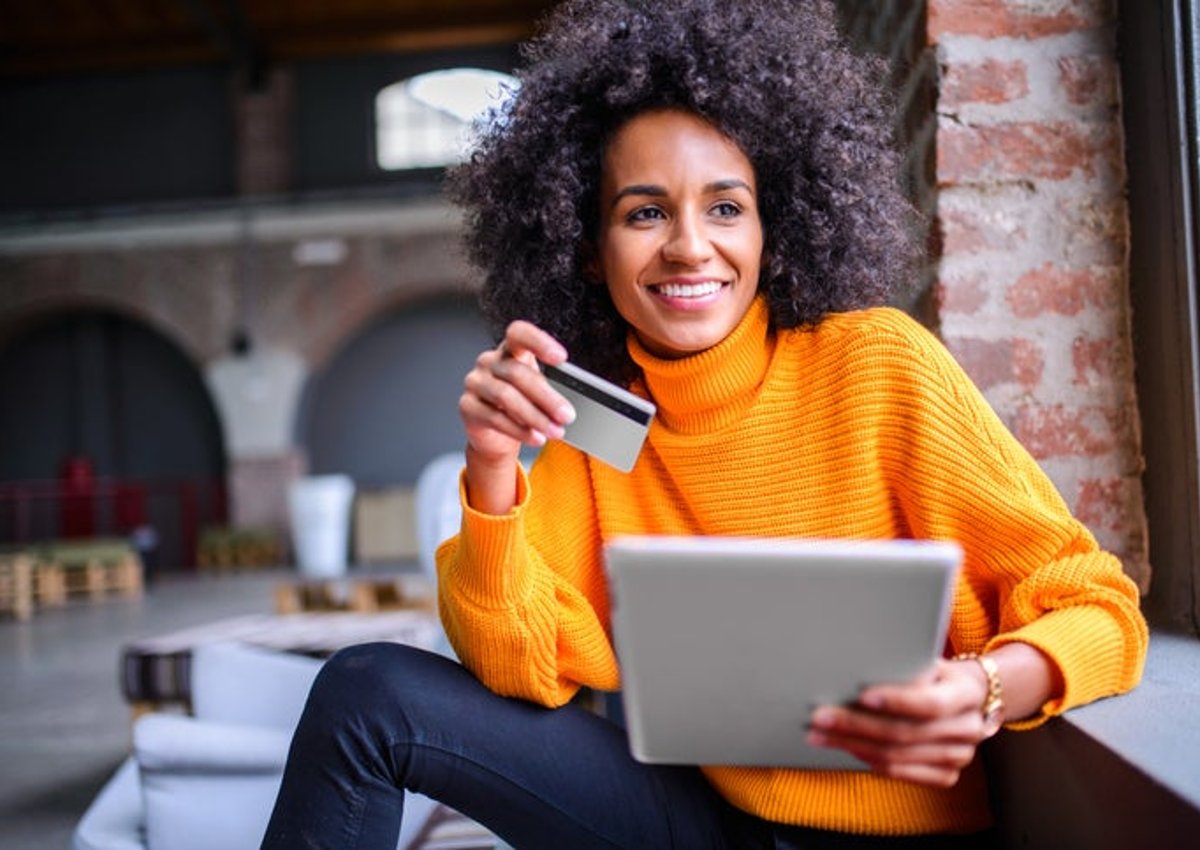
[308,642,438,715]
[301,642,475,734]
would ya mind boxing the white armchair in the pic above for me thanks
[73,643,440,850]
[74,452,473,850]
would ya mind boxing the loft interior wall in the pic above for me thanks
[297,293,492,487]
[0,67,234,214]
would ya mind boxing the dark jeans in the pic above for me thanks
[261,643,992,850]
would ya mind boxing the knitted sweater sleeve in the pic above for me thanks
[435,442,619,707]
[873,312,1148,726]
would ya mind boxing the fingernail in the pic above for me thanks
[810,707,835,728]
[860,692,883,709]
[530,430,547,446]
[547,424,565,439]
[559,403,576,424]
[807,730,829,747]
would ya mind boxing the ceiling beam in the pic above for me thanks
[0,1,550,80]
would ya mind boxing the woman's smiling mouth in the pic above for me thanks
[651,280,726,298]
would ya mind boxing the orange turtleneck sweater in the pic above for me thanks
[436,298,1147,836]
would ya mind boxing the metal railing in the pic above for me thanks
[0,477,228,571]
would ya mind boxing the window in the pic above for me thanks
[375,67,518,171]
[1119,0,1200,633]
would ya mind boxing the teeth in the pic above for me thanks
[655,281,723,298]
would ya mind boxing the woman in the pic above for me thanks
[263,1,1147,847]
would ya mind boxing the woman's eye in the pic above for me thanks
[627,206,666,223]
[711,201,742,218]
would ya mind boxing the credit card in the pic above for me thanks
[542,362,656,473]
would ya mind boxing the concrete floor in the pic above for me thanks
[0,569,286,850]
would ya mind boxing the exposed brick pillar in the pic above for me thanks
[233,67,294,197]
[928,0,1148,586]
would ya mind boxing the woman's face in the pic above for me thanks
[594,109,764,359]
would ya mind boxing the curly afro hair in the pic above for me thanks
[448,0,919,384]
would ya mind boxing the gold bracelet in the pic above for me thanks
[953,652,1005,735]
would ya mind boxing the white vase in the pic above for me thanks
[288,474,355,578]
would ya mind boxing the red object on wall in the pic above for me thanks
[114,483,148,532]
[59,455,96,538]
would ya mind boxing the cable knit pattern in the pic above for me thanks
[437,297,1148,836]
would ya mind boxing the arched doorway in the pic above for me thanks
[300,294,492,486]
[0,310,227,571]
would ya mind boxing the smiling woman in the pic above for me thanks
[448,0,917,386]
[595,110,763,359]
[262,3,1147,848]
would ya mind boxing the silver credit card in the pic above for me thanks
[542,362,656,473]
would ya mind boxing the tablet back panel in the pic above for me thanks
[603,536,961,769]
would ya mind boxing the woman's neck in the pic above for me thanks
[628,297,775,435]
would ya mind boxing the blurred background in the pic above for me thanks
[3,1,1194,847]
[0,1,564,576]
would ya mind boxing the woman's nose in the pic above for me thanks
[661,213,714,265]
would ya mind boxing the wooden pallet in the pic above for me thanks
[33,562,68,607]
[274,573,435,615]
[0,555,34,620]
[36,539,144,602]
[59,555,143,599]
[0,555,73,618]
[196,526,283,572]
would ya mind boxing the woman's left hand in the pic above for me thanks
[806,657,992,788]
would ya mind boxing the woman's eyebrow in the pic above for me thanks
[706,178,754,195]
[610,184,667,207]
[610,178,755,209]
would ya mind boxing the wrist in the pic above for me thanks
[464,445,521,515]
[954,652,1006,736]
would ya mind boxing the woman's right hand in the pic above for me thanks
[458,320,576,514]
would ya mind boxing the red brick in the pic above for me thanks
[1006,263,1118,319]
[935,275,990,315]
[1058,54,1118,108]
[1074,475,1148,535]
[1012,338,1045,387]
[1075,475,1150,589]
[945,336,1043,390]
[937,120,1117,185]
[1012,403,1128,459]
[928,0,1107,42]
[937,206,1026,255]
[941,58,1029,107]
[1059,195,1128,266]
[1072,335,1126,386]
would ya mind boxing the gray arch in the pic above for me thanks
[297,294,493,486]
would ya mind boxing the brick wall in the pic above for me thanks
[0,212,470,368]
[839,0,1147,586]
[932,0,1146,586]
[233,68,295,197]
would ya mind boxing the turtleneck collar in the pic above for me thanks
[627,296,775,435]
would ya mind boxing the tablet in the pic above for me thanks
[603,535,962,770]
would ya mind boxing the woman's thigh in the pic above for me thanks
[272,642,768,850]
